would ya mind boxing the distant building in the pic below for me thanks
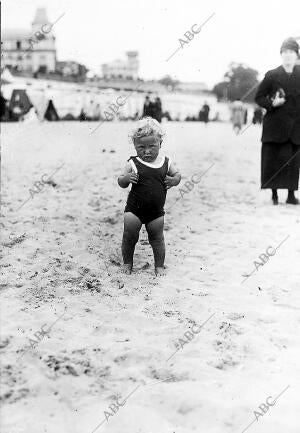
[56,61,88,79]
[101,51,139,80]
[2,8,56,73]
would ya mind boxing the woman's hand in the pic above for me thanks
[272,91,285,107]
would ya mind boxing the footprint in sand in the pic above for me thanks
[274,303,300,311]
[140,239,149,245]
[219,321,243,337]
[0,337,10,349]
[164,310,181,318]
[44,355,104,379]
[209,321,245,370]
[64,214,76,221]
[146,367,187,384]
[88,198,102,209]
[227,312,245,321]
[103,216,118,225]
[1,365,30,403]
[210,354,239,370]
[140,262,151,270]
[3,234,26,248]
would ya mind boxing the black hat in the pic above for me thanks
[280,37,299,55]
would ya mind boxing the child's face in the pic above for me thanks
[134,134,161,162]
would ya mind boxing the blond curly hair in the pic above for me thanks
[129,117,165,143]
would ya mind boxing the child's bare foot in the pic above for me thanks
[155,267,165,276]
[122,263,132,274]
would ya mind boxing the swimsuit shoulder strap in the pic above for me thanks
[127,155,137,162]
[127,156,138,174]
[165,156,172,174]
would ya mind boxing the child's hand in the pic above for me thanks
[125,172,139,184]
[164,175,175,189]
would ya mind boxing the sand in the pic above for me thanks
[1,120,300,433]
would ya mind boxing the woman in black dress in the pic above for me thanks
[255,37,300,205]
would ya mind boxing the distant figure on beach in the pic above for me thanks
[162,110,172,121]
[244,108,248,124]
[199,102,210,123]
[230,99,246,134]
[255,37,300,205]
[94,103,101,121]
[142,95,153,117]
[143,95,162,122]
[252,106,264,124]
[117,117,181,275]
[0,92,7,121]
[152,97,162,123]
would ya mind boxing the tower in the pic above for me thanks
[30,8,56,73]
[31,7,51,34]
[126,51,139,79]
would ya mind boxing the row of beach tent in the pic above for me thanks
[1,68,230,122]
[1,68,145,121]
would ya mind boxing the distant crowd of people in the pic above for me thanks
[185,102,213,122]
[143,95,162,122]
[1,90,265,126]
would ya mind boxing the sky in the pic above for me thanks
[2,0,300,88]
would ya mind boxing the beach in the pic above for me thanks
[1,120,300,433]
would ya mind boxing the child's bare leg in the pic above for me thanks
[145,216,165,275]
[121,212,142,273]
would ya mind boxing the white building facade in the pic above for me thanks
[2,8,56,73]
[101,51,139,80]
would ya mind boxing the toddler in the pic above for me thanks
[117,117,181,275]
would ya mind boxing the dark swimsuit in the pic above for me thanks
[125,156,170,224]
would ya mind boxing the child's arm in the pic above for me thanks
[117,162,139,188]
[165,162,181,190]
